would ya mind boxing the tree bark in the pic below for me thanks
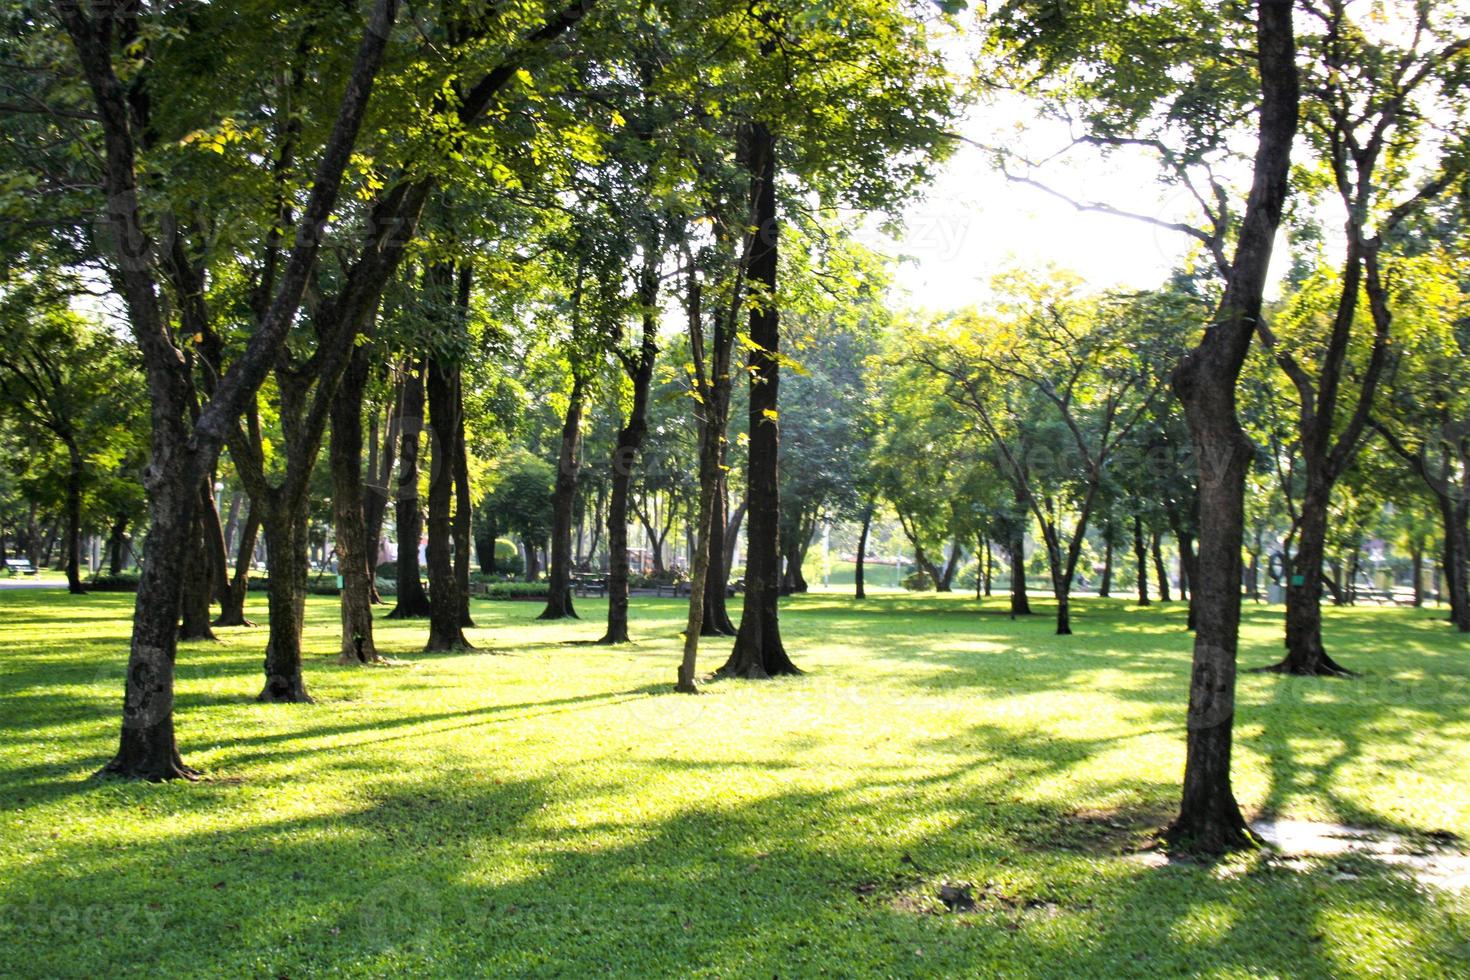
[701,472,738,634]
[425,349,472,652]
[1151,531,1172,602]
[855,502,873,600]
[259,497,313,702]
[720,119,798,678]
[63,440,85,594]
[1133,514,1151,606]
[388,360,432,618]
[598,315,657,643]
[453,371,475,629]
[1166,0,1298,854]
[1009,533,1031,617]
[330,343,380,664]
[107,512,129,575]
[1099,529,1113,598]
[1264,480,1353,675]
[178,485,217,642]
[364,385,399,603]
[215,503,260,627]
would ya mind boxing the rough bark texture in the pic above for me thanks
[598,269,659,645]
[388,361,432,619]
[854,503,873,600]
[330,343,379,664]
[259,501,313,702]
[453,374,475,629]
[425,348,472,652]
[1133,515,1151,606]
[720,119,799,679]
[540,373,586,620]
[1166,0,1298,854]
[178,483,219,641]
[700,473,738,635]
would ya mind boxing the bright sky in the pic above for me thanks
[860,107,1202,313]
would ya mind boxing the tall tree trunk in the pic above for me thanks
[982,536,993,598]
[1411,540,1424,607]
[701,473,738,634]
[1151,531,1172,602]
[259,496,313,702]
[215,503,260,627]
[1439,496,1470,631]
[178,484,217,642]
[364,385,399,603]
[1265,480,1352,675]
[1133,515,1151,606]
[425,351,471,652]
[1166,0,1297,854]
[598,269,659,644]
[1009,534,1031,617]
[854,502,873,600]
[63,440,85,593]
[330,343,379,664]
[1099,530,1113,597]
[388,360,432,618]
[107,512,129,575]
[453,373,475,629]
[1179,532,1199,629]
[935,538,961,593]
[721,119,798,678]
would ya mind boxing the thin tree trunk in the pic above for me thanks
[388,360,432,618]
[1133,514,1151,606]
[453,372,475,629]
[1263,481,1352,675]
[983,536,993,598]
[329,343,379,664]
[107,513,129,575]
[1099,530,1113,597]
[855,502,873,600]
[364,384,399,603]
[1009,533,1031,617]
[1151,531,1172,602]
[178,484,217,642]
[215,503,260,627]
[701,472,738,634]
[63,441,85,593]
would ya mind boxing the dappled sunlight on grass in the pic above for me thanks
[0,589,1467,975]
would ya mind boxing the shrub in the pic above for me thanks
[902,570,935,592]
[374,560,398,581]
[88,573,140,592]
[481,581,552,600]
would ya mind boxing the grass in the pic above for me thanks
[0,588,1467,977]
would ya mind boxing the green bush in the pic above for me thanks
[374,559,398,581]
[481,581,553,600]
[88,573,140,592]
[902,570,935,592]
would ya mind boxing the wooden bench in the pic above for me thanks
[573,576,608,598]
[5,558,38,576]
[654,581,692,598]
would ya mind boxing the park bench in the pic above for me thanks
[5,558,38,576]
[654,580,692,598]
[573,576,608,598]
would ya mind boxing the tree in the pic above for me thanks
[918,274,1172,635]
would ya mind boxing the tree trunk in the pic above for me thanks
[178,485,217,642]
[215,503,260,627]
[1151,531,1172,602]
[1165,0,1297,855]
[1009,533,1031,617]
[329,343,379,664]
[105,453,202,781]
[1099,530,1113,597]
[387,360,432,618]
[63,441,85,593]
[983,536,993,598]
[1411,540,1424,607]
[720,119,798,679]
[1261,481,1352,675]
[259,498,313,702]
[935,539,961,592]
[1133,515,1152,606]
[855,503,873,600]
[453,372,475,629]
[107,513,129,575]
[364,386,399,603]
[425,351,471,652]
[1439,496,1470,631]
[701,473,738,634]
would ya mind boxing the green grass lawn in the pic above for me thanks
[1,590,1467,977]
